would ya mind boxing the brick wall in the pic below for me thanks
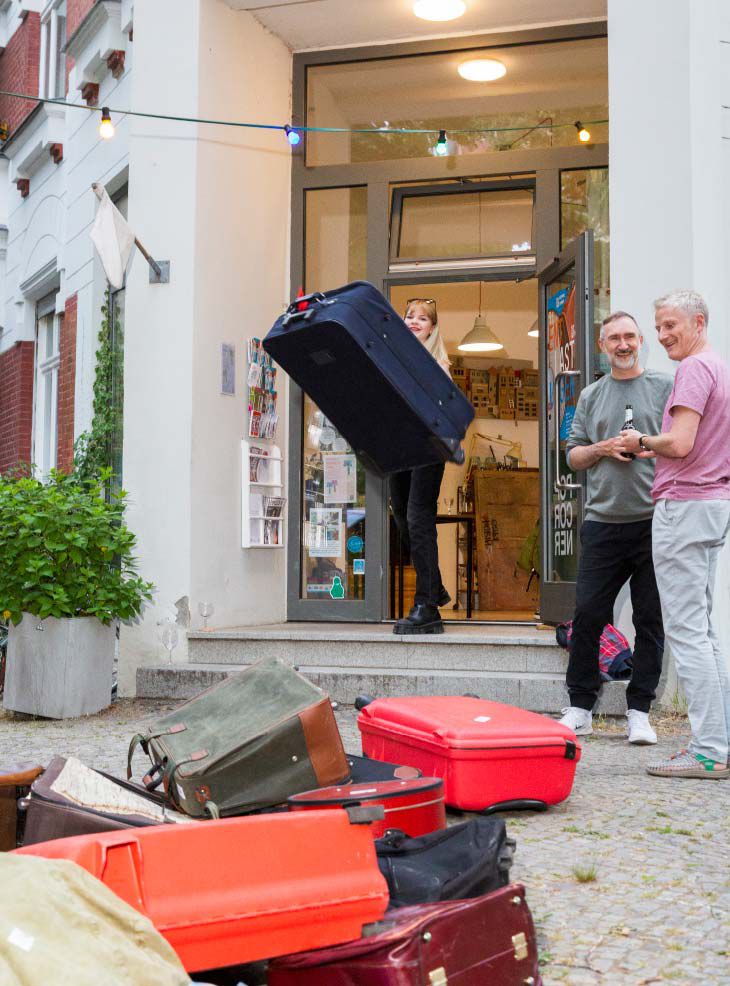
[0,12,41,138]
[67,0,97,40]
[56,296,77,473]
[0,341,35,474]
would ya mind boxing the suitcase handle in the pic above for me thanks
[281,291,328,327]
[142,762,166,791]
[287,290,326,311]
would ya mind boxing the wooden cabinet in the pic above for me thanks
[474,469,539,611]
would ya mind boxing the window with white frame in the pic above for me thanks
[32,294,61,478]
[39,0,67,101]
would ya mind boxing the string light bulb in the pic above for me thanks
[284,125,301,146]
[98,107,115,140]
[574,121,591,143]
[434,129,449,156]
[527,319,539,338]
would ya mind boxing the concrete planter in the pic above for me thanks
[3,613,115,719]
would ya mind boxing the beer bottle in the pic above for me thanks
[621,404,635,460]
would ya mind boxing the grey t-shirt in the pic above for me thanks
[566,369,674,523]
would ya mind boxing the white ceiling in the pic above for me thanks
[223,0,607,52]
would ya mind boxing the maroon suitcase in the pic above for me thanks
[268,883,541,986]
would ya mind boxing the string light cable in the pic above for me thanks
[0,88,607,149]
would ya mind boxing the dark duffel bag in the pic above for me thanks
[263,281,474,475]
[268,884,541,986]
[375,817,515,908]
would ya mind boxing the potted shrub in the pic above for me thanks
[0,469,153,718]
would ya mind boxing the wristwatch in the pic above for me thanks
[638,435,649,451]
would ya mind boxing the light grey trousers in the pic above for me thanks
[652,499,730,763]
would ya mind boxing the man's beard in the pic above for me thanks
[610,351,638,370]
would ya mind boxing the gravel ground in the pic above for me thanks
[1,700,728,985]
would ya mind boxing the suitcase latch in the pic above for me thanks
[512,932,528,961]
[428,968,448,986]
[564,740,577,760]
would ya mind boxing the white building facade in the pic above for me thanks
[0,0,727,697]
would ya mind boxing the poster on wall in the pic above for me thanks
[308,507,343,557]
[323,453,357,504]
[221,343,235,395]
[546,284,577,439]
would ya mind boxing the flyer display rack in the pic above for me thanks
[241,440,286,548]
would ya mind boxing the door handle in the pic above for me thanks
[553,370,582,491]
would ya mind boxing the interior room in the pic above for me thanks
[389,279,540,623]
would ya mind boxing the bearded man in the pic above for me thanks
[559,311,673,743]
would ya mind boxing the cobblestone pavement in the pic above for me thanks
[2,700,728,985]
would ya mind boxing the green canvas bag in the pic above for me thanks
[128,656,348,818]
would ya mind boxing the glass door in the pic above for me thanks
[538,231,594,623]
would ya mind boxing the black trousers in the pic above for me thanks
[390,463,445,607]
[567,519,664,713]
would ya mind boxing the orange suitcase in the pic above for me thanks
[15,808,389,973]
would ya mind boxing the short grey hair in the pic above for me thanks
[599,310,639,341]
[654,290,709,328]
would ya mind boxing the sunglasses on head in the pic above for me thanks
[406,298,435,305]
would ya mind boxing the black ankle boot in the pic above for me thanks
[393,603,444,635]
[437,585,451,608]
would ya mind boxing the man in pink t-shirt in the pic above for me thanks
[619,290,730,779]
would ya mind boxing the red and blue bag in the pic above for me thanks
[555,622,633,681]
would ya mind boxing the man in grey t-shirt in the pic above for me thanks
[559,311,673,744]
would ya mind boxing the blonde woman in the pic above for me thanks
[391,298,450,635]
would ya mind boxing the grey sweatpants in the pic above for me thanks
[652,499,730,763]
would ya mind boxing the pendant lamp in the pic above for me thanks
[458,283,505,353]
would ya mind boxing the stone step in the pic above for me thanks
[136,661,630,715]
[187,623,564,674]
[137,623,643,715]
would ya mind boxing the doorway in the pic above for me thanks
[387,278,540,624]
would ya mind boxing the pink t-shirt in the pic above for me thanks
[653,350,730,501]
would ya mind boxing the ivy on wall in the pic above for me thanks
[74,287,124,491]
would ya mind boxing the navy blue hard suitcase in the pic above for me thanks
[263,281,474,475]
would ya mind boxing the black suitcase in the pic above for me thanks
[375,817,515,908]
[347,753,422,782]
[263,281,474,475]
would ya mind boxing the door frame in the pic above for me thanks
[538,230,595,624]
[286,26,608,622]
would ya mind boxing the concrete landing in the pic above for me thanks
[136,621,632,714]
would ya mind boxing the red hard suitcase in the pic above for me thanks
[287,777,446,838]
[358,696,581,811]
[15,808,389,972]
[268,883,542,986]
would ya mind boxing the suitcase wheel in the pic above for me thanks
[481,799,548,815]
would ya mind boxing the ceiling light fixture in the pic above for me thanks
[458,58,506,82]
[458,283,505,353]
[413,0,466,22]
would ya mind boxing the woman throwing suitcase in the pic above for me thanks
[391,298,451,635]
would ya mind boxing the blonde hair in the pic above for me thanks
[405,298,450,367]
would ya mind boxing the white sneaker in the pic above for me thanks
[627,709,657,745]
[559,707,593,736]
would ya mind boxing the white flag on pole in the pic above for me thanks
[90,183,135,289]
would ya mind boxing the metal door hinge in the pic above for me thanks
[512,932,528,961]
[429,968,448,986]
